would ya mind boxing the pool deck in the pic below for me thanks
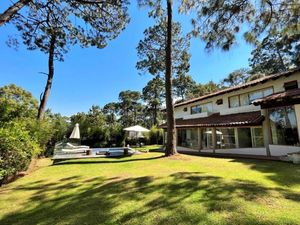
[53,153,107,160]
[52,153,107,164]
[52,148,138,164]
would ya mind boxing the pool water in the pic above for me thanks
[92,147,134,157]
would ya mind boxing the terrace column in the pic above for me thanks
[261,109,272,157]
[212,127,217,153]
[198,127,202,152]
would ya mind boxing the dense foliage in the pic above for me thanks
[0,84,69,184]
[0,122,40,185]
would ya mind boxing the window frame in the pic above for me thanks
[284,80,298,91]
[228,86,274,108]
[190,102,213,115]
[268,106,299,146]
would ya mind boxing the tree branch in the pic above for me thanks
[0,0,32,26]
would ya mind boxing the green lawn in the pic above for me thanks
[1,146,300,225]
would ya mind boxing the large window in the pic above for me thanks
[191,102,212,114]
[251,127,264,147]
[216,128,236,149]
[240,93,250,106]
[229,87,273,108]
[237,127,264,148]
[269,106,299,146]
[237,128,252,148]
[202,128,213,149]
[229,96,239,108]
[177,129,199,149]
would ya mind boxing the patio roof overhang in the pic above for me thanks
[159,111,264,129]
[252,88,300,109]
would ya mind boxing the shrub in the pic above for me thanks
[145,126,163,145]
[0,122,40,185]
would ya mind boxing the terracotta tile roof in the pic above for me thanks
[159,111,264,128]
[175,68,300,108]
[253,88,300,106]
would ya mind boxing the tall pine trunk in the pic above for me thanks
[154,104,157,126]
[0,0,31,26]
[165,0,177,156]
[37,34,56,120]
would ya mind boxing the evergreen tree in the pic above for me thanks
[173,74,196,101]
[142,76,165,126]
[136,2,191,155]
[9,0,129,120]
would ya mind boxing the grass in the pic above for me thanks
[1,145,300,225]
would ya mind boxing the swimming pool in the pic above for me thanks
[92,147,135,157]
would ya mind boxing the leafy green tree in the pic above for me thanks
[70,105,108,147]
[44,113,70,155]
[137,19,190,77]
[118,90,143,127]
[187,81,221,99]
[173,74,196,101]
[0,84,70,155]
[0,122,40,185]
[0,84,38,123]
[142,76,165,126]
[250,34,300,75]
[221,68,251,87]
[10,0,129,120]
[103,102,119,124]
[183,0,300,59]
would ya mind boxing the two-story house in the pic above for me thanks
[160,68,300,157]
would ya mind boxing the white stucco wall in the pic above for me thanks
[269,145,300,156]
[202,148,267,156]
[174,72,300,118]
[177,146,268,156]
[178,145,300,156]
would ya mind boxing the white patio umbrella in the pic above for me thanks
[124,125,150,138]
[69,123,80,139]
[205,130,222,135]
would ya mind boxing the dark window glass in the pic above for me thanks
[284,81,298,91]
[216,99,223,105]
[269,106,299,146]
[177,129,199,149]
[237,128,252,148]
[191,103,212,114]
[202,128,213,149]
[191,105,201,114]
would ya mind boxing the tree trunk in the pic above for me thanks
[37,34,56,120]
[154,104,157,126]
[276,48,287,71]
[0,0,31,26]
[165,0,177,156]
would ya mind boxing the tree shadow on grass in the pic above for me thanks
[229,158,300,187]
[53,155,165,165]
[1,172,300,225]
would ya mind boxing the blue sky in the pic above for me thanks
[0,1,254,116]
